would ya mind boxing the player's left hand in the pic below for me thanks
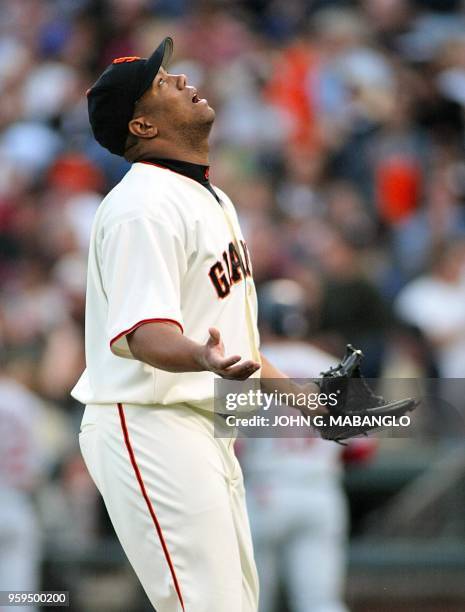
[202,327,261,380]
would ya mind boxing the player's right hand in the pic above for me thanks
[201,327,261,380]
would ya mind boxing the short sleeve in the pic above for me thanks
[102,216,185,358]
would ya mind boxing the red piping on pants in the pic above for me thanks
[117,403,185,610]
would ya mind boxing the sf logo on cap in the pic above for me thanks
[112,56,141,64]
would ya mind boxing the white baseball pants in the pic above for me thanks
[79,403,259,612]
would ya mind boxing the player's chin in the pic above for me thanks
[194,100,215,120]
[205,105,215,123]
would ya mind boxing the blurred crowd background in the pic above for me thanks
[1,0,465,610]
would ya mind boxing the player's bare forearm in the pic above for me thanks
[260,353,323,413]
[128,321,206,372]
[127,322,260,379]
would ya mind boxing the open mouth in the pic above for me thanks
[192,93,200,103]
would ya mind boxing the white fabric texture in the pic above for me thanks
[79,403,259,612]
[72,163,260,409]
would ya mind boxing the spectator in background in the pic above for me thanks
[315,231,390,377]
[395,239,465,378]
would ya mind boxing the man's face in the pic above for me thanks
[134,67,215,136]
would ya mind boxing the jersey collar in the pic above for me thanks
[139,157,220,203]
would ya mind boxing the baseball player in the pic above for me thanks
[0,372,44,612]
[72,37,320,612]
[239,280,349,612]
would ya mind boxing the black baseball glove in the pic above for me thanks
[314,344,418,443]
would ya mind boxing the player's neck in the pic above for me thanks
[130,124,211,165]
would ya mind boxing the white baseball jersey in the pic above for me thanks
[71,161,260,410]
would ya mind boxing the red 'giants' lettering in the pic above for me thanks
[209,262,231,298]
[229,243,243,283]
[209,241,253,299]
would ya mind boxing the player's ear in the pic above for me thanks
[128,116,159,140]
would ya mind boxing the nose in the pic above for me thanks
[176,74,187,89]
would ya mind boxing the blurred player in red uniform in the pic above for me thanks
[240,280,375,612]
[0,369,45,612]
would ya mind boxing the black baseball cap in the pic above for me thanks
[87,37,174,156]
